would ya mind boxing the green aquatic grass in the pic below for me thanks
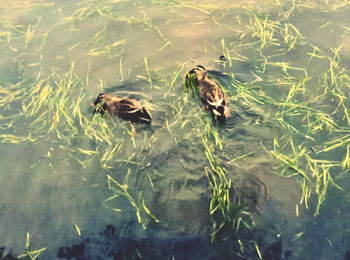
[106,171,159,230]
[12,61,159,231]
[219,1,350,217]
[231,69,347,216]
[183,71,255,243]
[18,233,46,260]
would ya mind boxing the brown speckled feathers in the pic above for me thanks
[91,93,152,124]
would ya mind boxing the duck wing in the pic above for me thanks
[117,99,152,124]
[209,89,224,107]
[201,86,225,108]
[201,86,229,123]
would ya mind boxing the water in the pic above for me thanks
[1,0,350,259]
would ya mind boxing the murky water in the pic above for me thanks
[1,0,350,259]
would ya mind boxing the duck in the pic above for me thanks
[91,92,152,124]
[186,65,229,124]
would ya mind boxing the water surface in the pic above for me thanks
[1,0,350,259]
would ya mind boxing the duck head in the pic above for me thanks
[187,65,207,81]
[91,93,107,106]
[91,92,109,114]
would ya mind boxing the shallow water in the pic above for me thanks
[1,0,350,259]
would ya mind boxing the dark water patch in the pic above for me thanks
[0,247,19,260]
[346,249,350,260]
[57,223,294,260]
[262,240,283,260]
[292,180,350,260]
[57,224,213,260]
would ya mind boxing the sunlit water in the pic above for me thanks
[1,0,350,259]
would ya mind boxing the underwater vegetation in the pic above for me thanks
[1,0,350,259]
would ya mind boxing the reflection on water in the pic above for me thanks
[1,0,350,259]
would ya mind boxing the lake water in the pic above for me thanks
[1,0,350,259]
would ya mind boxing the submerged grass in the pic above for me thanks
[106,171,159,230]
[218,1,350,217]
[183,71,255,244]
[1,58,158,234]
[18,233,46,260]
[229,57,348,215]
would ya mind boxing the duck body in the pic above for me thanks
[91,93,152,124]
[187,66,229,124]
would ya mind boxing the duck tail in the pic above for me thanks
[214,106,225,116]
[217,115,227,124]
[212,105,229,124]
[139,107,152,125]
